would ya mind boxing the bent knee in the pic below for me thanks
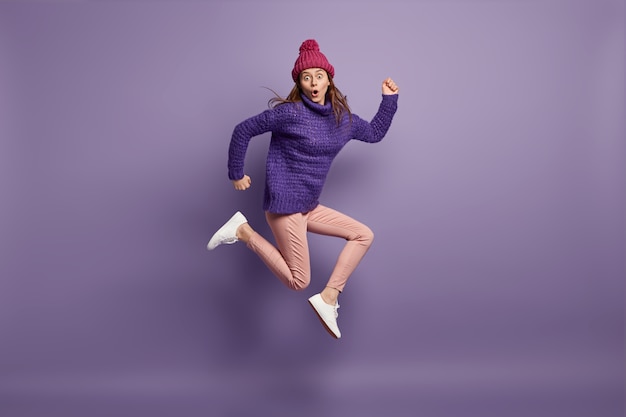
[291,280,310,291]
[360,226,374,246]
[290,274,311,291]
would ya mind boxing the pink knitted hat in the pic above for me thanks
[291,39,335,82]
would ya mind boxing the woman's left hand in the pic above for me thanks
[382,78,399,95]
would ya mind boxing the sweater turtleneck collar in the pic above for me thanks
[300,93,333,116]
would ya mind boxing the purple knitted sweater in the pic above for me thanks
[228,93,398,214]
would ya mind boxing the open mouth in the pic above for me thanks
[312,89,319,98]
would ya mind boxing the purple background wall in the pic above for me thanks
[1,1,624,416]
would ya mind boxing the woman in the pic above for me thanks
[208,39,399,339]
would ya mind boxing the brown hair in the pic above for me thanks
[267,74,352,124]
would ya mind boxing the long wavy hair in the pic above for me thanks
[267,73,352,124]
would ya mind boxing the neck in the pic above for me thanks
[301,93,332,116]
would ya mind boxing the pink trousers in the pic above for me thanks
[246,204,374,292]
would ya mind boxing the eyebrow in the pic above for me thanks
[302,69,325,76]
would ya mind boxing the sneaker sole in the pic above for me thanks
[308,299,340,339]
[207,211,246,250]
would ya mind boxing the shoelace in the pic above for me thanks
[333,304,340,318]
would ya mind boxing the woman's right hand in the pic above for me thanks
[233,175,251,191]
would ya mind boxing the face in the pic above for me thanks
[299,68,330,105]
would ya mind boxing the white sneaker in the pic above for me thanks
[308,293,341,339]
[207,211,248,250]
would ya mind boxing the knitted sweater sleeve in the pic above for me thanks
[227,109,277,180]
[351,94,399,143]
